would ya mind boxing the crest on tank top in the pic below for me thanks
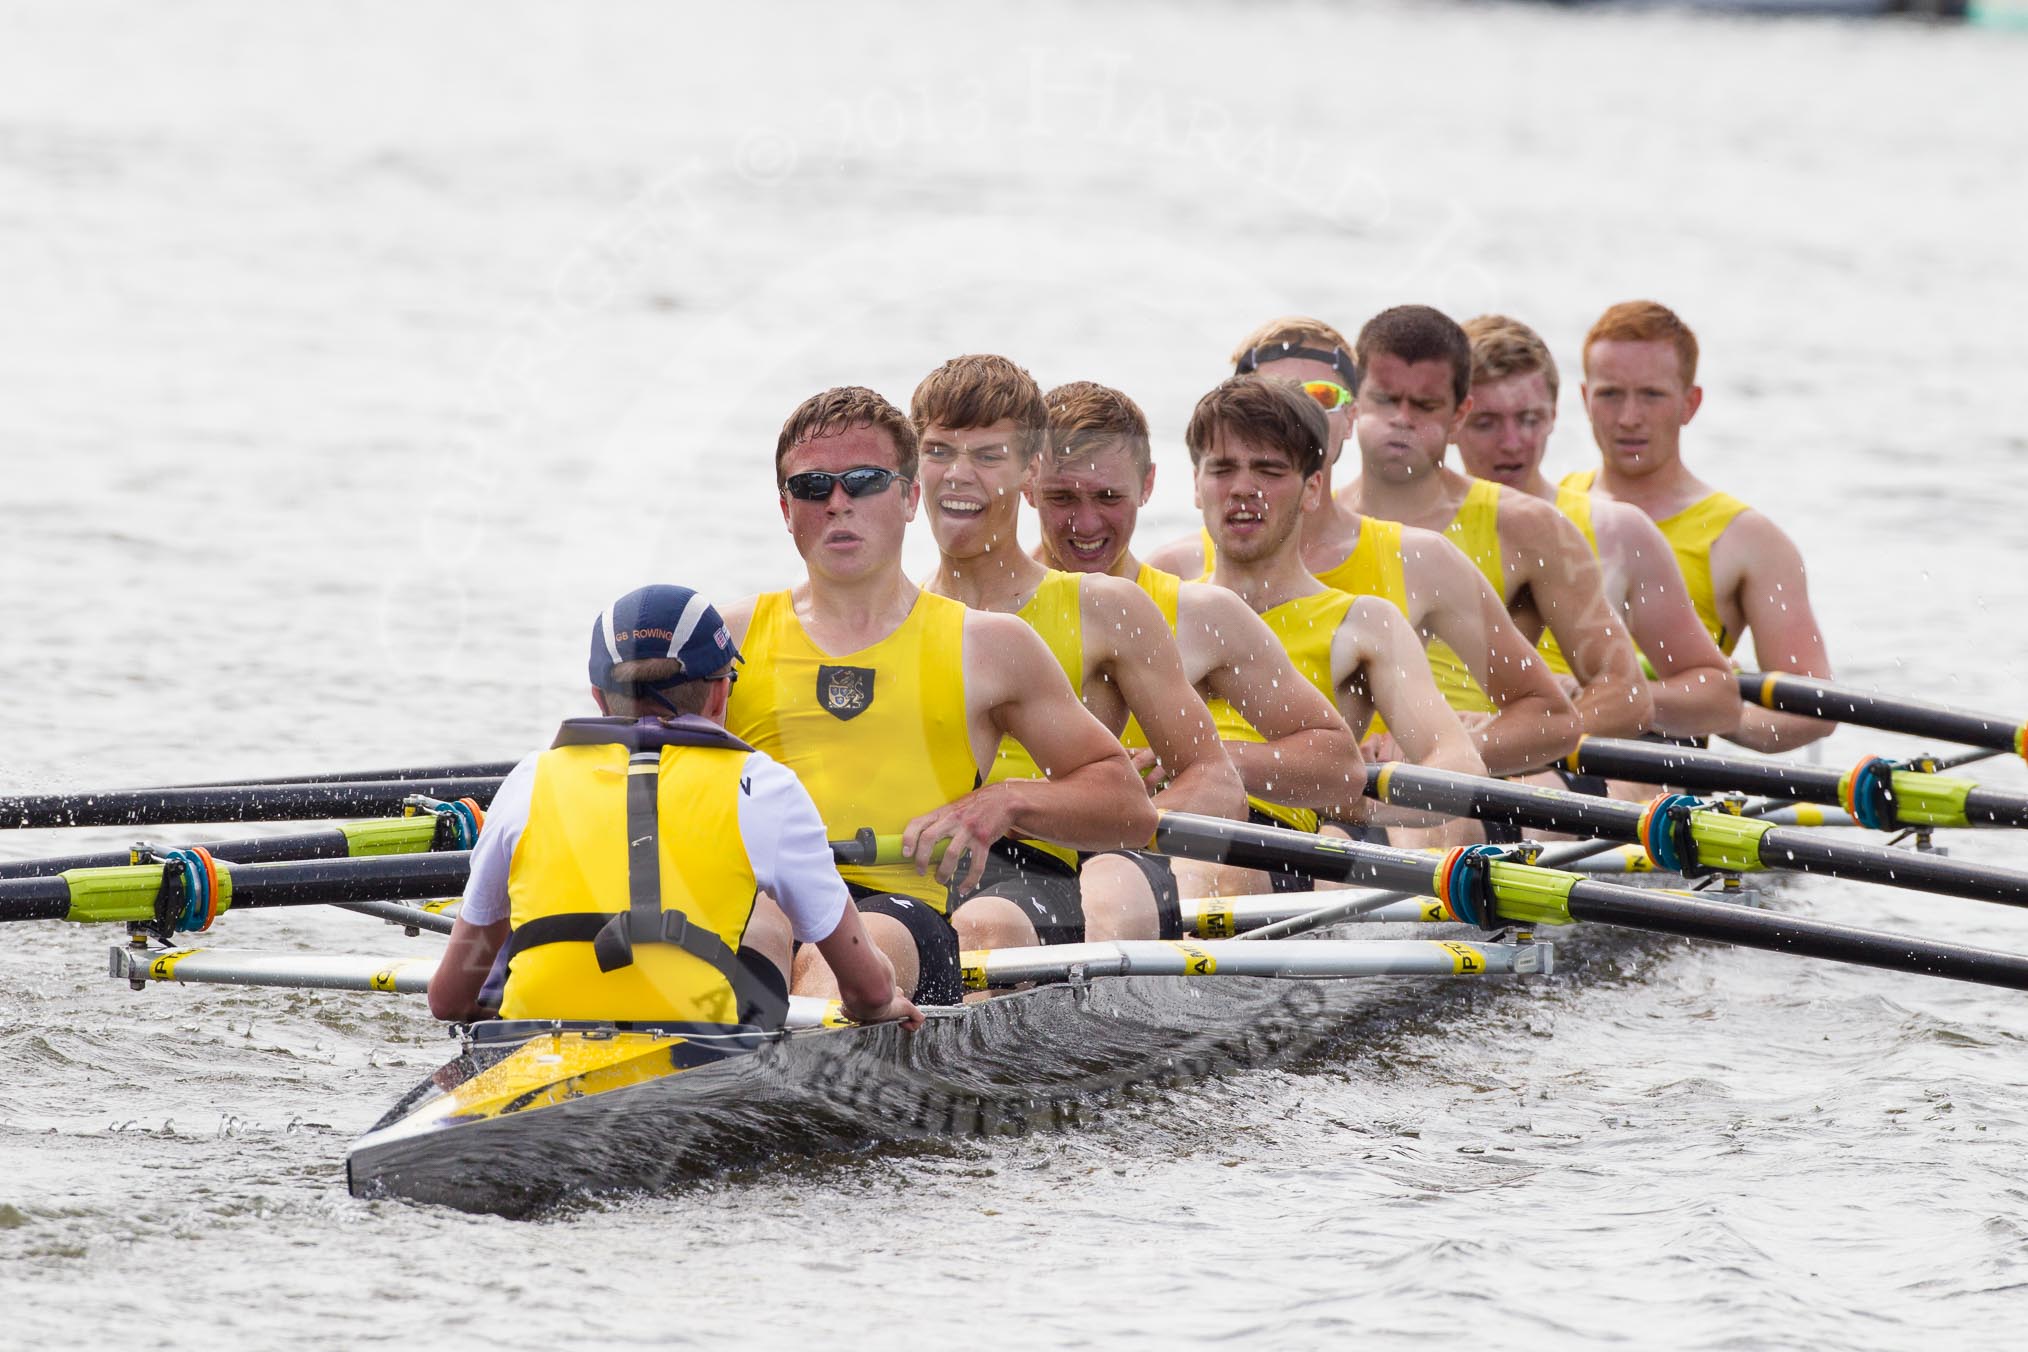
[817,665,875,721]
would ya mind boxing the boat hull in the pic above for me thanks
[348,917,1661,1215]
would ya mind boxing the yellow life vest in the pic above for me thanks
[1120,563,1183,752]
[1537,480,1599,677]
[499,719,773,1027]
[986,570,1087,868]
[1563,469,1749,656]
[727,589,975,910]
[1204,589,1354,835]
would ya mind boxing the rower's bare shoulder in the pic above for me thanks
[1144,532,1205,578]
[1495,488,1591,570]
[1078,573,1169,651]
[1395,525,1481,596]
[963,609,1060,691]
[718,593,763,646]
[1176,580,1272,651]
[1713,505,1807,584]
[1337,594,1422,668]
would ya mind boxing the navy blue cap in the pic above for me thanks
[589,585,743,694]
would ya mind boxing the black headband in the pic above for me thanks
[1234,342,1359,389]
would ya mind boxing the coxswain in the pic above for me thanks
[428,584,922,1032]
[1177,375,1489,894]
[1570,300,1834,751]
[911,354,1244,946]
[1149,316,1579,776]
[1452,314,1739,741]
[718,385,1157,1003]
[1028,378,1369,874]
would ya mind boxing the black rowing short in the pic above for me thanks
[1553,765,1611,798]
[1080,849,1184,941]
[953,839,1087,947]
[847,886,964,1007]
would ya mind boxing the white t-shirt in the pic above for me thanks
[459,746,849,945]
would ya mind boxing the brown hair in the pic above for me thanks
[1043,381,1152,473]
[1354,305,1473,406]
[1184,376,1329,478]
[1228,315,1354,371]
[604,658,717,717]
[1582,300,1700,387]
[909,353,1047,462]
[1464,314,1560,403]
[774,386,918,485]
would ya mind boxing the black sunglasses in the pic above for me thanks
[781,466,910,502]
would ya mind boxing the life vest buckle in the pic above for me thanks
[591,906,697,973]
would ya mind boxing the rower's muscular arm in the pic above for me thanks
[1187,585,1365,821]
[901,612,1154,891]
[1086,578,1245,820]
[1407,538,1579,774]
[1511,503,1653,739]
[429,916,509,1021]
[1719,512,1835,752]
[1343,598,1485,842]
[1608,508,1739,738]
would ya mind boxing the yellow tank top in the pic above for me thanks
[1120,563,1183,752]
[502,742,756,1024]
[1537,480,1599,677]
[727,589,975,909]
[1204,590,1354,835]
[983,572,1087,868]
[1562,469,1749,656]
[1317,512,1497,718]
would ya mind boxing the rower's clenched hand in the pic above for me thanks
[901,784,1018,895]
[845,985,925,1032]
[1127,746,1173,795]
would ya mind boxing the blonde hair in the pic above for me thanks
[774,386,918,484]
[1044,381,1151,473]
[1583,300,1700,386]
[1464,314,1560,402]
[909,354,1047,462]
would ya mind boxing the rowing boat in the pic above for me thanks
[343,922,1585,1216]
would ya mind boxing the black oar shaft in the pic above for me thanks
[1741,671,2026,755]
[0,778,502,830]
[0,852,473,924]
[1756,827,2028,907]
[1563,884,2028,991]
[1568,737,2028,830]
[0,826,358,880]
[1151,811,2028,993]
[1365,763,2028,907]
[1569,738,1842,800]
[171,761,521,789]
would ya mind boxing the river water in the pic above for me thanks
[3,1,2026,1347]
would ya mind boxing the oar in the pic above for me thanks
[106,945,844,1029]
[0,815,454,881]
[1147,810,2028,991]
[164,761,521,789]
[0,778,504,830]
[960,936,1550,990]
[0,852,473,928]
[1565,736,2028,830]
[1364,762,2028,909]
[12,834,913,930]
[1741,671,2028,758]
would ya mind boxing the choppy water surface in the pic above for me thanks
[3,2,2026,1347]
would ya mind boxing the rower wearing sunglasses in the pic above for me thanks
[910,355,1245,952]
[718,386,1156,1007]
[1149,315,1585,778]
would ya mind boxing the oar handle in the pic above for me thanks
[1740,671,2028,758]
